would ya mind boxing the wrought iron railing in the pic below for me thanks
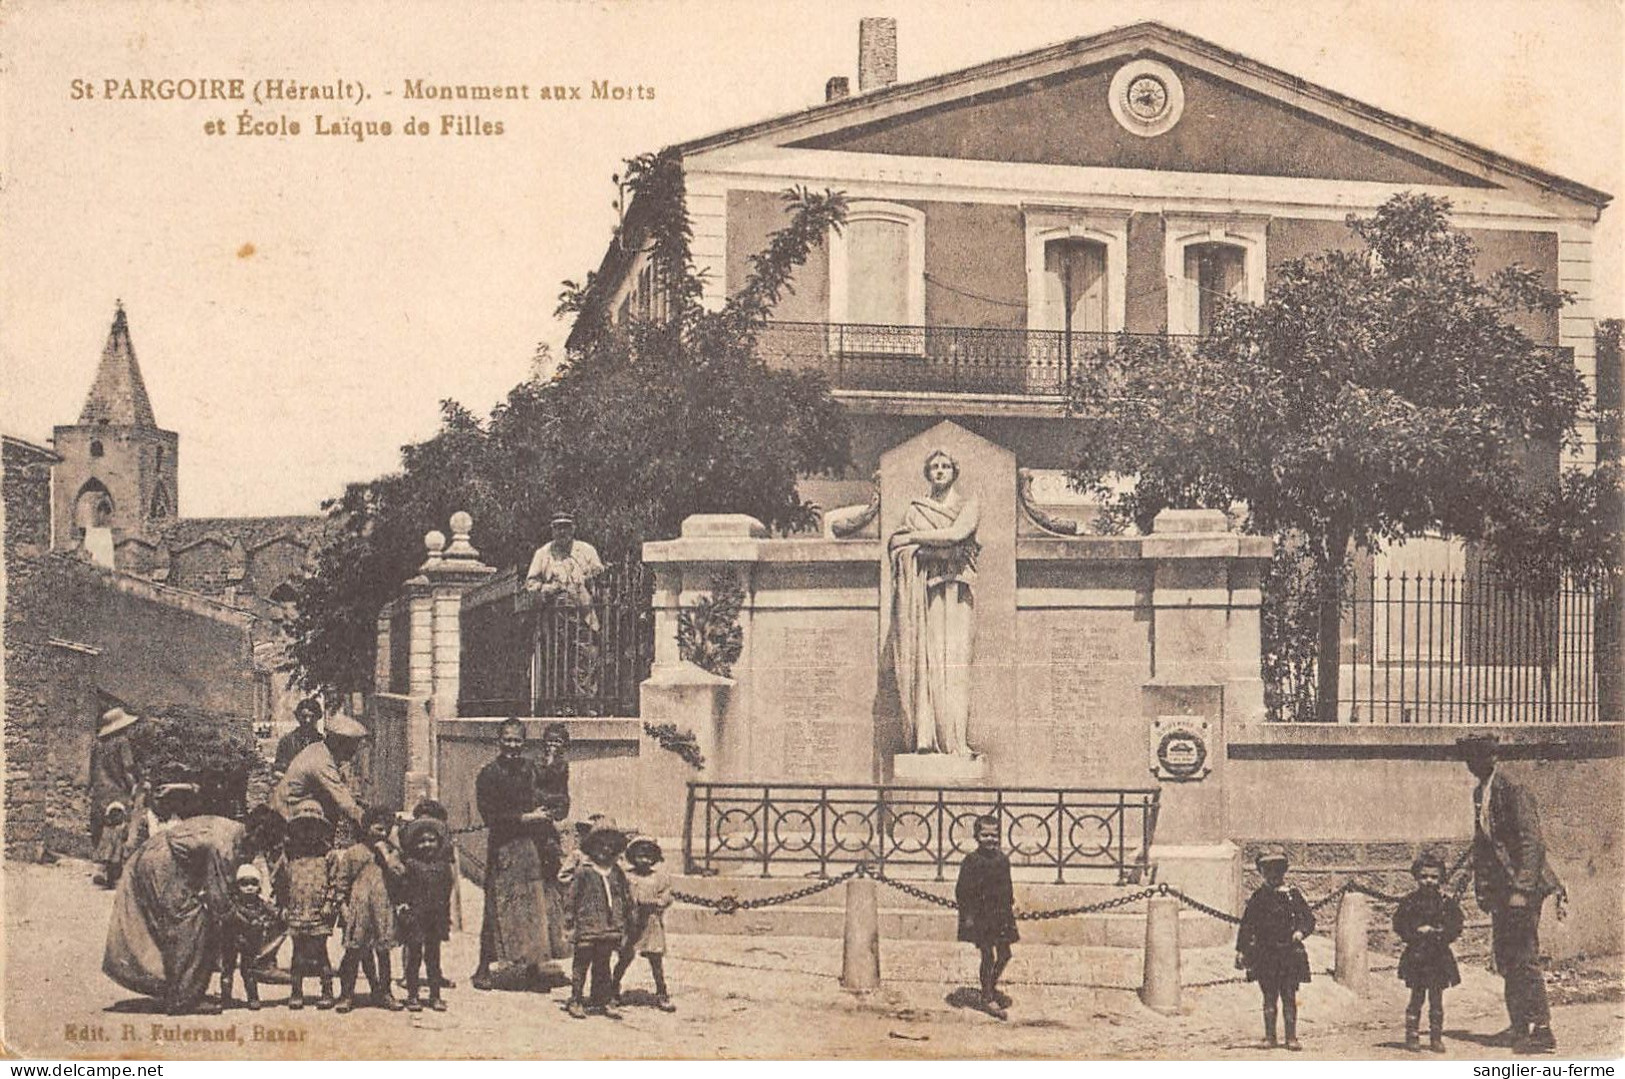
[754,321,1196,397]
[459,559,653,717]
[1337,569,1620,724]
[684,782,1160,884]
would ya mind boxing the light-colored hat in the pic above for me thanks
[287,801,332,829]
[97,707,139,738]
[154,781,200,799]
[103,800,128,820]
[235,864,263,885]
[625,836,664,863]
[324,713,368,740]
[581,815,626,854]
[550,513,575,527]
[1255,844,1289,867]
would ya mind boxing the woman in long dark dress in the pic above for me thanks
[471,719,558,990]
[103,786,278,1014]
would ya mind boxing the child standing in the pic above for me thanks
[330,806,406,1012]
[398,817,456,1012]
[279,803,338,1010]
[565,817,631,1019]
[219,865,284,1011]
[1236,845,1316,1050]
[1393,851,1464,1053]
[955,814,1019,1020]
[611,837,676,1012]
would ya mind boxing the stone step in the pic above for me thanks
[662,934,1198,991]
[666,900,1233,948]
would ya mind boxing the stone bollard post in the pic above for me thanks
[1140,895,1182,1014]
[1334,891,1371,994]
[840,876,881,993]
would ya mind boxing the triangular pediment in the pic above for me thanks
[678,23,1608,210]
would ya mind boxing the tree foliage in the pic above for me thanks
[1069,194,1614,720]
[287,151,851,699]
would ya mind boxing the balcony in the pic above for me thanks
[755,321,1192,399]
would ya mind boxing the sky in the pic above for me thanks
[2,0,1620,518]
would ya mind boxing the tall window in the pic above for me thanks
[1163,217,1267,336]
[1182,242,1247,335]
[830,201,925,327]
[1024,211,1127,338]
[1043,238,1108,336]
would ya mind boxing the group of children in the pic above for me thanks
[1234,845,1464,1053]
[957,816,1465,1051]
[559,816,676,1019]
[223,799,458,1012]
[219,801,677,1019]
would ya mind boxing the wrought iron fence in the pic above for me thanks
[459,558,653,717]
[754,321,1192,397]
[1339,569,1620,724]
[684,782,1160,884]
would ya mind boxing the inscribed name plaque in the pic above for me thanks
[758,622,872,782]
[1015,612,1150,786]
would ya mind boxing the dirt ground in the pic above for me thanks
[4,858,1621,1061]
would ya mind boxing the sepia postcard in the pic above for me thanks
[2,0,1621,1064]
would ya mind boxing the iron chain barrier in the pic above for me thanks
[672,865,864,915]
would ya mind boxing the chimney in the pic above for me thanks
[826,76,850,102]
[858,17,897,92]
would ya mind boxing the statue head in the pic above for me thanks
[923,449,959,490]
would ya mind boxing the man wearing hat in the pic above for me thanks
[274,697,327,777]
[1459,733,1561,1054]
[526,513,604,619]
[526,513,605,698]
[88,699,143,887]
[270,711,369,835]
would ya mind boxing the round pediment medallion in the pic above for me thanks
[1109,59,1184,137]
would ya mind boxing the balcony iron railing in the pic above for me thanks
[755,321,1195,397]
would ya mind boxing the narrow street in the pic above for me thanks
[5,859,1621,1060]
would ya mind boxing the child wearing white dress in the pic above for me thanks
[611,837,676,1012]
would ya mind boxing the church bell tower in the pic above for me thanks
[51,304,180,550]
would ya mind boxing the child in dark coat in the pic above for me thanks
[219,864,284,1010]
[1392,851,1464,1053]
[1236,846,1316,1050]
[565,817,631,1019]
[955,815,1019,1020]
[398,817,456,1012]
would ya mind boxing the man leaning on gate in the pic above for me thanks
[1459,733,1565,1055]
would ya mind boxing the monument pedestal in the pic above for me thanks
[890,752,989,786]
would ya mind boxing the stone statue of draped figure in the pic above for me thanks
[886,449,981,756]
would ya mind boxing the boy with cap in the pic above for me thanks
[1236,845,1315,1050]
[565,817,631,1019]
